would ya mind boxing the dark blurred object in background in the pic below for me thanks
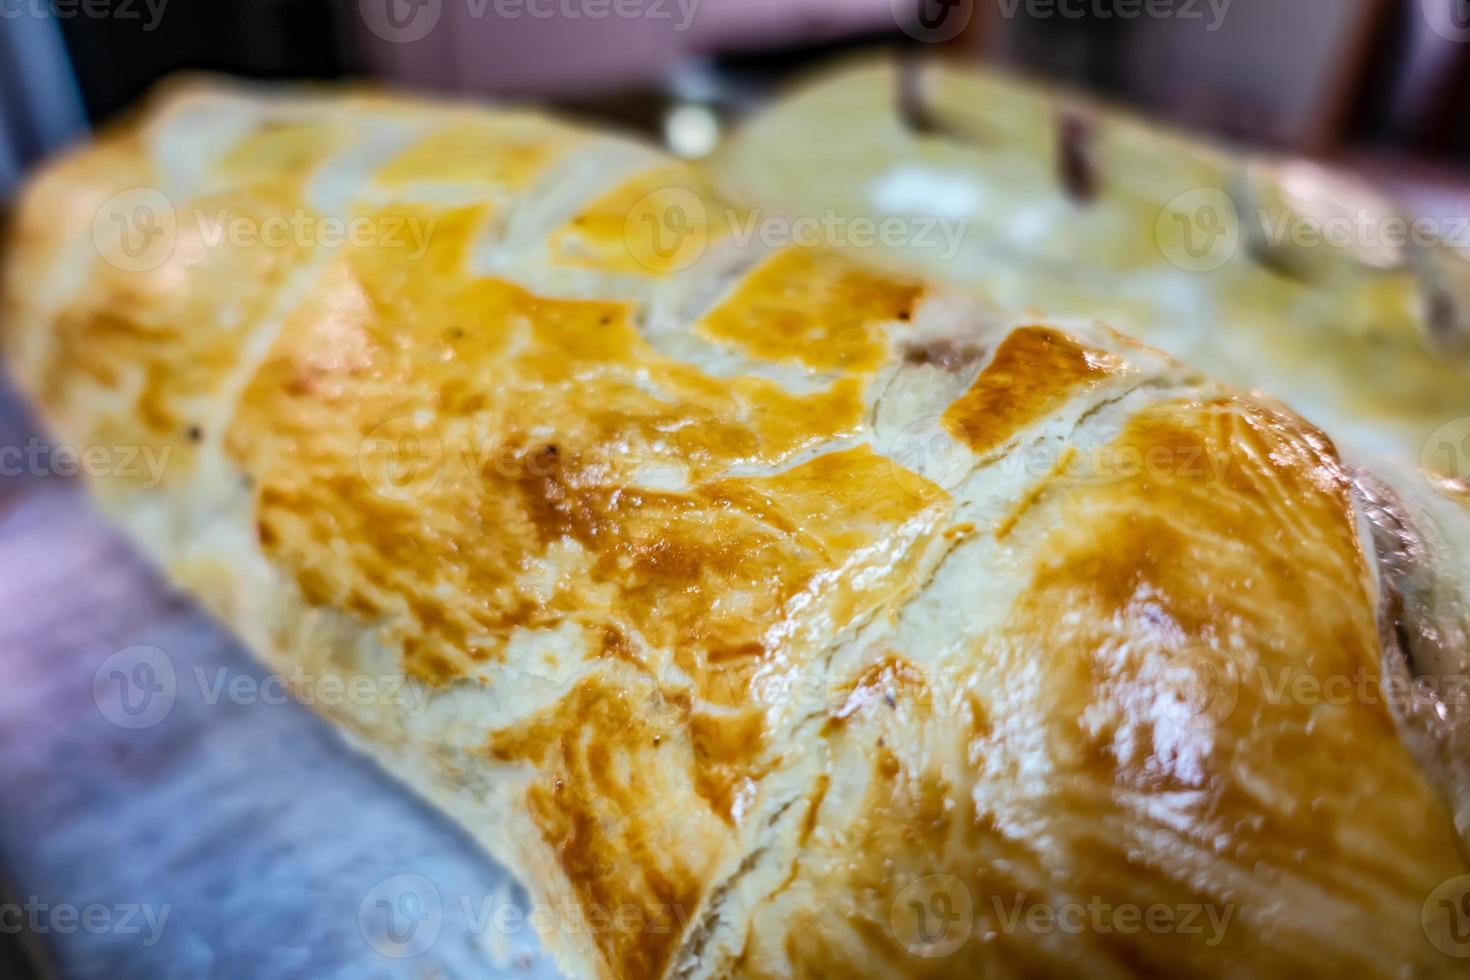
[971,0,1470,223]
[60,0,349,120]
[1352,0,1470,156]
[982,0,1396,150]
[978,0,1470,160]
[2,0,1468,173]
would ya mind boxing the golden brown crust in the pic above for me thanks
[942,325,1125,454]
[5,77,1469,979]
[730,397,1467,978]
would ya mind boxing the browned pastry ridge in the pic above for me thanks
[4,79,1470,979]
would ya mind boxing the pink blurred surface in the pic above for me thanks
[353,0,895,96]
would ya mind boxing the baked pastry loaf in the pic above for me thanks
[5,79,1470,978]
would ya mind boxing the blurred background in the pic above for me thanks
[2,0,1468,205]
